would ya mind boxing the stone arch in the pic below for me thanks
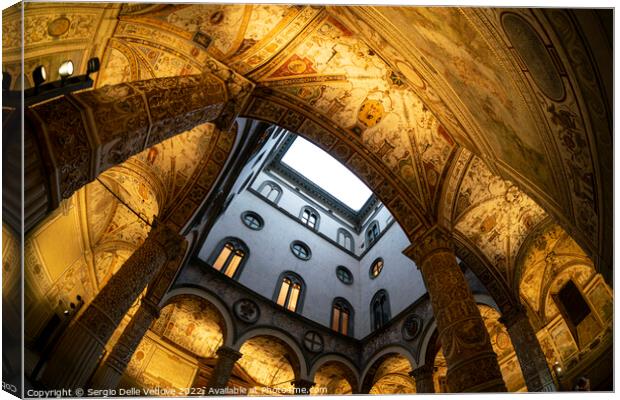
[309,354,360,393]
[160,286,234,347]
[233,326,309,380]
[361,345,417,394]
[240,92,431,237]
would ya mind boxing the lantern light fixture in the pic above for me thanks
[58,60,74,79]
[32,65,47,87]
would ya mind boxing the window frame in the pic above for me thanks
[371,289,391,331]
[365,220,380,247]
[290,240,312,261]
[273,271,305,313]
[336,265,354,285]
[208,237,250,280]
[369,257,384,279]
[240,211,264,231]
[337,228,354,251]
[331,297,354,336]
[258,180,283,204]
[299,206,320,230]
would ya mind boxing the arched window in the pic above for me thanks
[337,228,354,251]
[258,180,282,203]
[371,290,390,331]
[331,298,354,336]
[241,211,264,230]
[210,238,249,279]
[369,258,384,279]
[366,221,380,247]
[300,206,320,230]
[274,272,305,312]
[290,241,311,260]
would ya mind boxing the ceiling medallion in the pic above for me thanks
[303,331,324,353]
[402,314,423,341]
[233,298,260,324]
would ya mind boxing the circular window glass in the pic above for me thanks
[290,241,311,260]
[370,258,384,278]
[241,211,264,230]
[336,266,353,285]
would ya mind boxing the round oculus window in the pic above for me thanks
[336,266,353,285]
[370,258,384,278]
[241,211,264,230]
[290,241,311,260]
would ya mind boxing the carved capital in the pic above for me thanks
[149,220,185,261]
[404,226,454,267]
[215,346,242,362]
[140,297,161,320]
[409,364,433,380]
[292,379,316,392]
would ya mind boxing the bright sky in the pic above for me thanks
[281,137,373,211]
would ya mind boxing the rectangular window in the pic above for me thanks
[277,279,290,307]
[557,280,591,326]
[288,284,300,312]
[225,251,243,277]
[341,310,349,335]
[213,245,232,271]
[331,307,341,331]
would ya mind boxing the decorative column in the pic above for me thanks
[291,379,315,395]
[206,346,242,391]
[410,365,435,393]
[499,305,556,392]
[40,222,184,390]
[24,61,254,231]
[405,226,507,392]
[89,298,161,389]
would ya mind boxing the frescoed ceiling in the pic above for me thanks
[452,154,547,288]
[329,6,610,279]
[368,354,415,394]
[312,362,355,395]
[237,336,297,393]
[517,222,595,319]
[9,3,611,367]
[150,296,225,358]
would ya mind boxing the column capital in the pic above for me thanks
[292,379,315,394]
[404,225,454,266]
[140,297,161,319]
[215,346,242,362]
[149,220,185,261]
[409,364,434,380]
[499,304,528,329]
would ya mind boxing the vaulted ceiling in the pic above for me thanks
[7,3,611,338]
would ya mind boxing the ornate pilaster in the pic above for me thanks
[404,226,507,393]
[89,298,161,389]
[292,379,315,395]
[409,365,435,393]
[206,346,242,390]
[40,222,184,390]
[499,305,556,392]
